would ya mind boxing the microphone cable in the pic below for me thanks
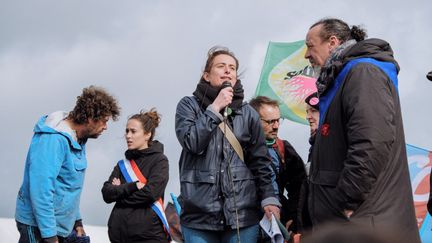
[223,115,241,243]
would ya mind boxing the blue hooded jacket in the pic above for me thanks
[15,111,87,238]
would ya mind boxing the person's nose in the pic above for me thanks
[224,65,231,74]
[306,110,313,120]
[304,49,311,59]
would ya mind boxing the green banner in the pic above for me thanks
[255,41,317,125]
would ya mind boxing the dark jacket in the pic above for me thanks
[175,96,277,231]
[101,141,169,243]
[269,139,305,232]
[297,135,315,233]
[308,39,420,242]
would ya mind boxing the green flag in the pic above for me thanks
[255,41,317,124]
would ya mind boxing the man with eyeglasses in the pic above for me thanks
[250,96,306,235]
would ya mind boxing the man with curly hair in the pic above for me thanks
[15,86,120,243]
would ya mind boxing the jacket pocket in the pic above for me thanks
[231,166,255,182]
[310,170,340,186]
[310,170,346,219]
[68,154,87,189]
[73,155,87,171]
[180,169,216,183]
[230,166,257,210]
[180,169,218,213]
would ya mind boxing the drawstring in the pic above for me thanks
[27,226,36,243]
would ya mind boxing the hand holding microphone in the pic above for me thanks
[221,81,232,118]
[212,81,233,116]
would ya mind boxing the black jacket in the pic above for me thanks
[101,141,169,243]
[297,135,315,233]
[269,139,305,232]
[175,96,277,231]
[309,39,420,242]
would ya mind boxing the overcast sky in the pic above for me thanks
[1,0,431,226]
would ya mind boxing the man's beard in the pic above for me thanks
[86,133,100,139]
[267,129,278,140]
[80,129,101,141]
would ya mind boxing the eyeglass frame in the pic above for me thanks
[260,118,281,126]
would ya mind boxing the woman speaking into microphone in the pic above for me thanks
[175,46,281,243]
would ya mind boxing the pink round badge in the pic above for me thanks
[310,97,319,106]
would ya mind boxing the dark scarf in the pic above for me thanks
[125,149,147,160]
[193,79,244,112]
[308,134,316,146]
[316,39,357,96]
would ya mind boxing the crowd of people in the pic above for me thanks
[14,17,425,243]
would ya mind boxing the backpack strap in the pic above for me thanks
[274,138,285,165]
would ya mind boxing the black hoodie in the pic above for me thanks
[101,141,169,243]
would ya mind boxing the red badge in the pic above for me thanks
[321,123,330,136]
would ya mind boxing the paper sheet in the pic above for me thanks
[259,214,284,243]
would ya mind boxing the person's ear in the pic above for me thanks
[328,35,341,51]
[144,132,151,141]
[203,72,210,82]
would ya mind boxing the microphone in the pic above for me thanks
[220,81,232,118]
[427,71,432,81]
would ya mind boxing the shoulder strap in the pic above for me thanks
[275,139,285,164]
[190,96,245,161]
[218,122,244,162]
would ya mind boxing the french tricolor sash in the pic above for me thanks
[118,159,170,239]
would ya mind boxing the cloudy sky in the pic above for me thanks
[1,0,431,227]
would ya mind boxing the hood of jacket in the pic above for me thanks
[34,111,82,150]
[125,140,164,160]
[342,38,400,73]
[317,38,400,96]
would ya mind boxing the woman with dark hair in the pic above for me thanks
[175,46,280,242]
[297,92,320,235]
[102,108,170,243]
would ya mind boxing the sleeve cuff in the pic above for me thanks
[344,201,360,211]
[261,196,282,208]
[126,181,140,194]
[207,105,224,121]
